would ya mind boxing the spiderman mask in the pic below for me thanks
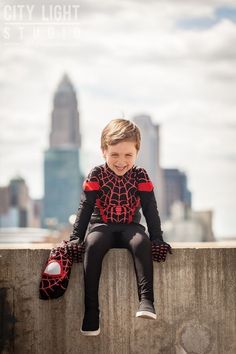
[39,240,73,300]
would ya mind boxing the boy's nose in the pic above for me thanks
[116,160,126,166]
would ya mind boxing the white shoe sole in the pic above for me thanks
[136,310,157,320]
[80,327,100,336]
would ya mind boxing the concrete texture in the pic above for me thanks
[0,243,236,354]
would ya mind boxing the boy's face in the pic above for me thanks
[102,141,138,176]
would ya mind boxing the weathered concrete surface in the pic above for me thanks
[0,243,236,354]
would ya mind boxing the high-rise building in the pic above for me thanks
[132,114,192,221]
[0,177,31,227]
[9,177,30,227]
[163,168,192,219]
[50,74,81,148]
[132,114,165,218]
[0,186,10,215]
[42,74,82,228]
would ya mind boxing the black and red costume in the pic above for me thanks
[68,163,167,312]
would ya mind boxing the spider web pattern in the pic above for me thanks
[39,241,72,300]
[89,165,152,223]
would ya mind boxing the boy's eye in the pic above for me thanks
[110,153,133,157]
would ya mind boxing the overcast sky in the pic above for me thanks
[0,0,236,238]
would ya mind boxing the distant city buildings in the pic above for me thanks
[132,114,214,242]
[0,177,44,242]
[0,74,216,242]
[0,73,83,242]
[42,74,83,228]
[163,201,214,242]
[0,177,30,227]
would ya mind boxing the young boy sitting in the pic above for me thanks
[70,118,172,336]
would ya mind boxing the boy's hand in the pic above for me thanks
[151,240,172,262]
[66,238,86,263]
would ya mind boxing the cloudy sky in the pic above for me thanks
[0,0,236,238]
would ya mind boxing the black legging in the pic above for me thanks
[83,222,154,310]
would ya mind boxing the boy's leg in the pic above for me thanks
[120,224,154,303]
[83,223,114,310]
[81,223,115,335]
[120,224,157,319]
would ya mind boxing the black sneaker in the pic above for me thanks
[136,299,157,320]
[80,309,100,336]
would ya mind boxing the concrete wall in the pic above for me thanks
[0,243,236,354]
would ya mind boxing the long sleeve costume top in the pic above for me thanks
[70,163,164,242]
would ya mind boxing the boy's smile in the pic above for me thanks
[102,141,138,176]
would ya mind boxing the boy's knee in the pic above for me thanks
[85,232,111,253]
[131,233,151,252]
[85,236,103,251]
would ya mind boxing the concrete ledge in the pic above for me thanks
[1,241,236,249]
[0,244,236,354]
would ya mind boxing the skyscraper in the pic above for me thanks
[50,74,81,148]
[42,74,82,228]
[163,168,192,218]
[0,177,31,227]
[132,114,165,218]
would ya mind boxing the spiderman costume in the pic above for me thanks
[68,162,172,330]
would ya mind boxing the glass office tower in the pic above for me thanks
[42,74,82,228]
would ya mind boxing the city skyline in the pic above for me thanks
[0,0,236,237]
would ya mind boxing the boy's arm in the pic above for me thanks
[137,168,172,262]
[70,168,100,242]
[137,168,164,242]
[139,190,164,242]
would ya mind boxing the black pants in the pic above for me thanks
[83,222,154,310]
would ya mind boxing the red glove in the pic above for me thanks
[66,238,86,263]
[151,240,172,262]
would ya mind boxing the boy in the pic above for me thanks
[70,119,172,336]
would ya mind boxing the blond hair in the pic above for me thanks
[101,119,141,151]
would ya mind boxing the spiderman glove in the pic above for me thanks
[66,238,86,263]
[151,239,172,262]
